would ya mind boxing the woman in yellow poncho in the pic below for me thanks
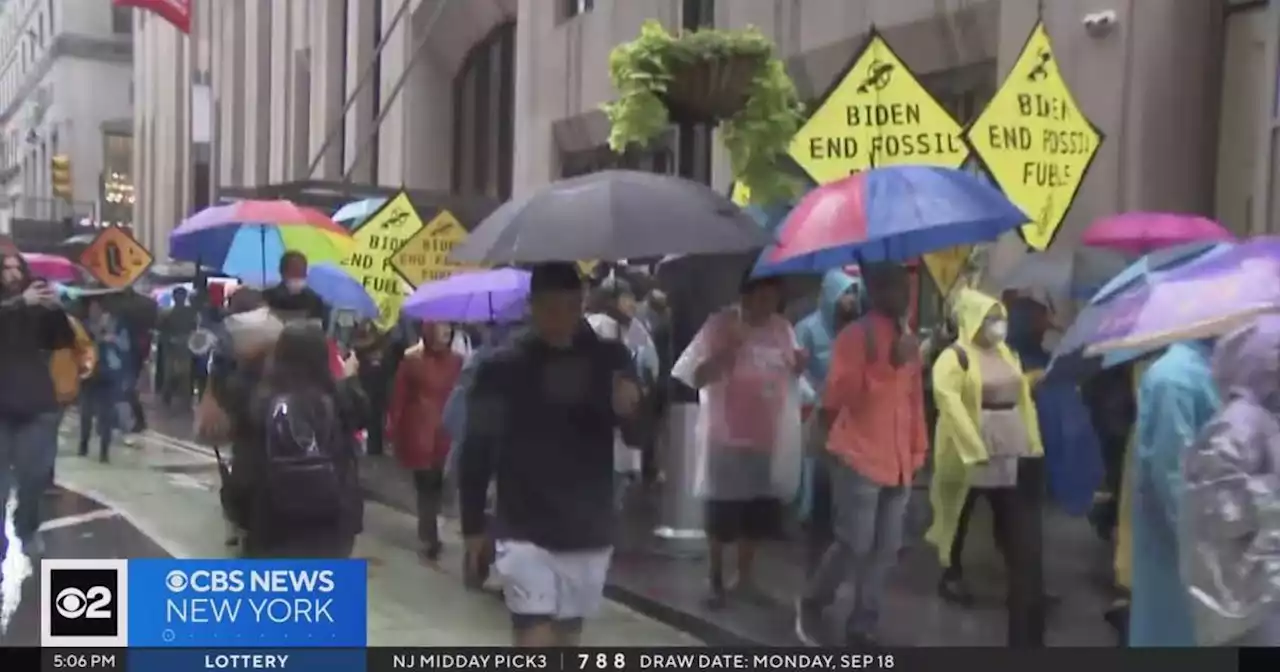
[926,288,1046,647]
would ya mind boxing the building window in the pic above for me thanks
[451,22,515,200]
[562,0,593,21]
[112,6,132,34]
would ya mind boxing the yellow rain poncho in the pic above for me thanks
[925,289,1044,565]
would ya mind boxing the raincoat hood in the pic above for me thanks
[1211,315,1280,413]
[951,288,1005,345]
[817,270,861,330]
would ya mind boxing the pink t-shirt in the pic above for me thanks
[701,312,795,450]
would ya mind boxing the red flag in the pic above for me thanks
[114,0,191,34]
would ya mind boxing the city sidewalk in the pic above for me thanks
[50,420,700,647]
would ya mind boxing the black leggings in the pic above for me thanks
[946,459,1046,647]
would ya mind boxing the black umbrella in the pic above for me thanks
[448,171,772,264]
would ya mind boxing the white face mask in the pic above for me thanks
[284,279,306,293]
[984,319,1008,343]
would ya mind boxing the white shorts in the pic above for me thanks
[493,540,613,620]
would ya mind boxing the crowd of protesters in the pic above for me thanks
[2,243,1279,650]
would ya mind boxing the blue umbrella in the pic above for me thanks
[332,198,387,228]
[1045,240,1233,382]
[305,262,379,318]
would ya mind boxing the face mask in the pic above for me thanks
[984,320,1008,343]
[284,279,306,293]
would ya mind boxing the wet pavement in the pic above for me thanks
[18,404,697,647]
[136,396,1120,647]
[0,487,171,646]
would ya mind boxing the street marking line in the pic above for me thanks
[39,508,120,532]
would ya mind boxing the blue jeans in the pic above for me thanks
[0,412,62,558]
[78,385,118,459]
[802,460,912,637]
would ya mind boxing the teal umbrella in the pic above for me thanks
[332,198,387,229]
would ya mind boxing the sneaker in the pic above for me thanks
[794,598,824,646]
[122,434,137,447]
[418,542,443,564]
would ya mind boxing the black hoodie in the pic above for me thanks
[459,325,631,551]
[0,264,75,419]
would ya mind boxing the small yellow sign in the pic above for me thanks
[577,260,600,278]
[788,32,969,184]
[964,21,1102,251]
[390,209,477,287]
[921,245,971,295]
[342,192,425,331]
[80,227,153,289]
[729,181,751,207]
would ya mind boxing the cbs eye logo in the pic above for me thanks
[47,567,120,638]
[56,585,113,619]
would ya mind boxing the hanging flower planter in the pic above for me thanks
[603,21,805,205]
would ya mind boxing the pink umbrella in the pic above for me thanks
[22,253,81,282]
[1082,212,1233,255]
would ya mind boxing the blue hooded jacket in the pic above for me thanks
[794,270,862,395]
[793,270,860,520]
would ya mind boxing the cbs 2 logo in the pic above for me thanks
[55,585,113,619]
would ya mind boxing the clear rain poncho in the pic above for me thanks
[671,308,803,501]
[1182,314,1280,645]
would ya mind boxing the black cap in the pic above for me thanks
[529,262,584,295]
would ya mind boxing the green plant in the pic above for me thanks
[603,21,805,205]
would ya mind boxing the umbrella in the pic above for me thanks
[761,165,1028,273]
[995,248,1130,299]
[332,198,387,228]
[57,233,97,258]
[1044,241,1233,383]
[447,170,771,264]
[169,200,353,284]
[22,253,82,282]
[1081,212,1233,255]
[1085,237,1280,354]
[401,268,530,323]
[305,262,379,319]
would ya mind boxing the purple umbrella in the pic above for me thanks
[1086,237,1280,354]
[401,268,529,323]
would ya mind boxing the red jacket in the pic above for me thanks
[388,348,463,470]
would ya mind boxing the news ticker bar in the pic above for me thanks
[6,646,1274,672]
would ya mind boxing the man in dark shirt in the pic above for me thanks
[460,262,640,647]
[263,251,327,321]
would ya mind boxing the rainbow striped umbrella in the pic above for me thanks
[169,200,353,284]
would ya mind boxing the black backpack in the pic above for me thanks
[255,392,353,529]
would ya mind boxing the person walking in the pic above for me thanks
[1181,315,1280,646]
[389,321,463,563]
[674,272,805,609]
[460,263,640,647]
[217,322,367,558]
[926,288,1047,646]
[793,269,862,572]
[1129,339,1220,646]
[158,286,198,408]
[78,296,134,464]
[0,252,74,567]
[794,263,926,647]
[46,312,97,488]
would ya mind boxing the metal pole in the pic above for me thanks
[340,0,453,183]
[304,0,413,179]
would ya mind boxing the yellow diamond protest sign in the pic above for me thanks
[964,22,1102,251]
[788,31,969,183]
[921,244,971,295]
[788,30,970,292]
[80,226,153,289]
[343,191,425,331]
[390,209,479,288]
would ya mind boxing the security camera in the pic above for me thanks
[1082,10,1117,37]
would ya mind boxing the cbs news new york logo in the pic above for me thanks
[41,559,130,647]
